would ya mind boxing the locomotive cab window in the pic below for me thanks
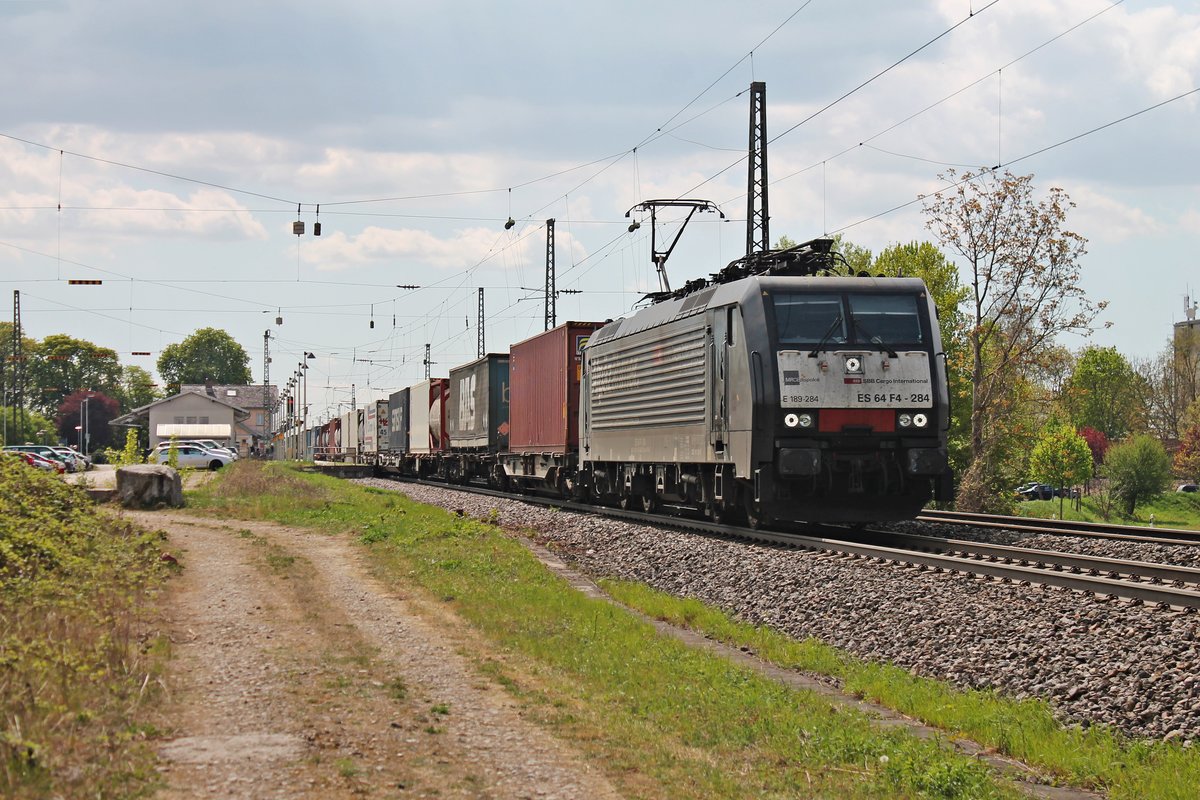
[773,293,845,345]
[847,294,923,345]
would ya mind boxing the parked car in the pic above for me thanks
[3,445,71,472]
[48,446,89,471]
[1054,486,1081,499]
[8,449,66,473]
[150,444,232,470]
[1178,484,1199,493]
[60,446,92,470]
[152,439,237,461]
[1014,482,1055,501]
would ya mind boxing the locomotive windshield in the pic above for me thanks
[773,292,924,347]
[773,293,845,345]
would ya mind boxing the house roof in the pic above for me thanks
[181,384,277,410]
[109,389,252,427]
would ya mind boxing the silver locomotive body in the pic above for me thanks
[580,274,952,524]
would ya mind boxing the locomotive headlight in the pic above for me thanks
[844,356,863,374]
[784,412,814,429]
[898,413,913,428]
[913,413,929,428]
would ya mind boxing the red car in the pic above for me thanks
[16,450,66,474]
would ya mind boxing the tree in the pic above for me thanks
[921,169,1104,511]
[24,334,122,416]
[1028,423,1093,517]
[1104,434,1173,516]
[1,406,56,446]
[1077,426,1109,476]
[1137,330,1200,441]
[1062,346,1144,440]
[115,365,160,412]
[872,240,973,476]
[157,328,252,394]
[829,234,873,275]
[1174,424,1200,482]
[55,390,120,452]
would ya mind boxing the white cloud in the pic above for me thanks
[1178,208,1200,235]
[1062,184,1165,243]
[300,225,533,272]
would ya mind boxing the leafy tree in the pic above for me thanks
[1077,426,1109,476]
[1104,434,1173,516]
[1062,346,1144,440]
[921,169,1103,511]
[24,334,122,416]
[1174,424,1200,482]
[829,234,873,275]
[115,365,160,412]
[1,406,56,445]
[1137,330,1200,441]
[55,390,120,452]
[1029,423,1093,517]
[873,240,973,476]
[157,328,252,394]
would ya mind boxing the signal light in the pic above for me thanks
[68,279,102,285]
[131,351,151,356]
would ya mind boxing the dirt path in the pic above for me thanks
[121,510,621,800]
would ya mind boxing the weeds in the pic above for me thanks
[0,455,171,799]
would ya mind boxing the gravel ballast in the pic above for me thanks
[358,479,1200,743]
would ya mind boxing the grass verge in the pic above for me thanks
[189,461,1197,799]
[1017,490,1200,529]
[0,456,174,799]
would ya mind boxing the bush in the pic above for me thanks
[1104,434,1173,516]
[0,455,170,797]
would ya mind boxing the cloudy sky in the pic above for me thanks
[2,0,1198,420]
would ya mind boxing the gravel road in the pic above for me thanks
[125,509,621,799]
[365,480,1200,744]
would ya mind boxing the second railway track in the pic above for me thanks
[374,473,1200,611]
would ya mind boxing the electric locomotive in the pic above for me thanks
[579,238,953,525]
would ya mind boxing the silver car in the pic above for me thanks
[152,444,233,470]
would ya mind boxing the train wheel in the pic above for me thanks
[640,494,657,514]
[707,503,725,525]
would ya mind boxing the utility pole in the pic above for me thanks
[746,80,769,255]
[423,344,432,379]
[477,287,485,357]
[544,219,556,330]
[263,330,271,456]
[11,291,24,443]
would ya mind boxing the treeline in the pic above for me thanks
[1,325,253,451]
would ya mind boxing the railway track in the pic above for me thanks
[376,474,1200,611]
[918,508,1200,546]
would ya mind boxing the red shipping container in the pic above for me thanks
[508,321,604,453]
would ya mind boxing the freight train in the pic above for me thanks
[301,238,954,526]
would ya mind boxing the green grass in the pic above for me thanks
[1016,490,1200,529]
[187,461,1200,799]
[0,455,173,799]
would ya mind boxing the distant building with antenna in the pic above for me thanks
[1179,292,1200,331]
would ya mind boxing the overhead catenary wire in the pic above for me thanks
[3,1,1190,393]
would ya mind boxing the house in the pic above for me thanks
[109,389,247,450]
[180,384,278,456]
